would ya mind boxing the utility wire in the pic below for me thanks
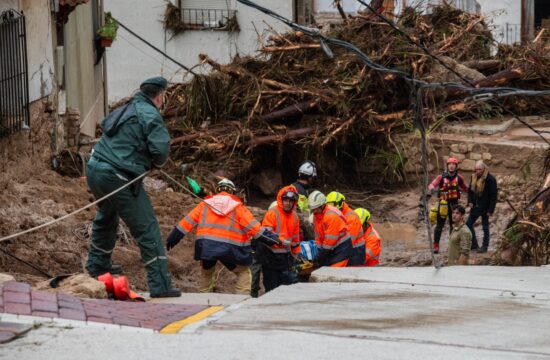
[355,0,476,86]
[113,17,198,76]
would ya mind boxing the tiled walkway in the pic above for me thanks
[0,281,208,331]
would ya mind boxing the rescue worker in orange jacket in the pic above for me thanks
[257,186,301,292]
[326,191,366,266]
[428,157,469,254]
[355,208,381,266]
[308,191,353,267]
[165,178,279,295]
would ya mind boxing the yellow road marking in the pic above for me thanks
[160,306,224,334]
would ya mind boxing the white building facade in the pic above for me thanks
[105,0,294,103]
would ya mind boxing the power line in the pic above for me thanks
[113,17,198,76]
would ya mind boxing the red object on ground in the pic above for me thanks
[97,273,114,293]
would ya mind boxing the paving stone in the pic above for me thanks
[32,300,59,313]
[58,300,84,311]
[2,281,30,293]
[112,317,141,327]
[84,308,113,319]
[4,291,31,304]
[139,320,168,330]
[57,293,81,303]
[87,316,114,324]
[31,311,58,318]
[59,308,86,321]
[31,290,57,303]
[4,302,31,315]
[0,322,33,335]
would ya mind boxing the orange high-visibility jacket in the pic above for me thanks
[341,203,366,266]
[364,224,382,266]
[177,192,262,265]
[262,186,301,256]
[313,205,353,266]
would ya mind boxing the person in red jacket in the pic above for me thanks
[355,208,381,266]
[258,186,301,292]
[427,157,468,254]
[165,178,278,295]
[308,191,353,267]
[326,191,366,266]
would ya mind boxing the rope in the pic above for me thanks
[0,171,149,243]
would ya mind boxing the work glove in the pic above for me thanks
[259,230,281,247]
[166,227,185,251]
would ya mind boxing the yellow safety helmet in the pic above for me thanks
[326,191,346,209]
[354,208,371,225]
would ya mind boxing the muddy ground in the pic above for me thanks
[0,103,546,294]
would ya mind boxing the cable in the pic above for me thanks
[355,0,476,87]
[0,247,52,278]
[414,85,442,269]
[112,17,198,76]
[234,0,550,99]
[0,171,149,243]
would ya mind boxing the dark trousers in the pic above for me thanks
[86,158,171,296]
[434,201,457,244]
[466,211,490,249]
[250,261,262,298]
[262,266,297,293]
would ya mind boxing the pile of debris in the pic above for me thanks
[160,4,549,190]
[496,149,550,266]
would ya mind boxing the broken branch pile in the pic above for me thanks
[161,3,549,188]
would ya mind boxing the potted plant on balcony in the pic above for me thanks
[97,12,118,47]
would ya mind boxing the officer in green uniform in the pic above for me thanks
[86,76,181,298]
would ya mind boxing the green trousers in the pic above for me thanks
[85,157,171,296]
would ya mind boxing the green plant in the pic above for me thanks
[97,12,118,39]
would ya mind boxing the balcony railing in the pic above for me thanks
[493,23,522,45]
[180,8,237,30]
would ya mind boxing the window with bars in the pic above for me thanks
[177,0,238,30]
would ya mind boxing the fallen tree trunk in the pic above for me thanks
[199,53,245,78]
[260,100,319,123]
[462,59,501,71]
[474,68,524,88]
[248,127,317,147]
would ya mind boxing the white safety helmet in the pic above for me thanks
[308,190,326,210]
[216,178,236,193]
[268,201,278,209]
[298,160,317,178]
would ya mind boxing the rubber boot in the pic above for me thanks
[233,265,252,295]
[198,266,216,293]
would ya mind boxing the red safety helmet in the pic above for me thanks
[447,157,459,165]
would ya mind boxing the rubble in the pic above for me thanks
[159,3,549,189]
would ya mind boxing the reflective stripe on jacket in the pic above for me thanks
[313,205,352,266]
[342,203,366,266]
[262,186,301,255]
[364,224,382,267]
[178,192,261,265]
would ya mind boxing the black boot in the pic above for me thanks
[150,288,182,298]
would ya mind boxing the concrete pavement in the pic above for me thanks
[1,266,549,359]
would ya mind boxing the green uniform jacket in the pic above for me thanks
[447,223,472,265]
[93,92,170,176]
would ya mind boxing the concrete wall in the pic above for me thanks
[64,2,106,137]
[477,0,522,44]
[105,0,294,103]
[3,0,56,102]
